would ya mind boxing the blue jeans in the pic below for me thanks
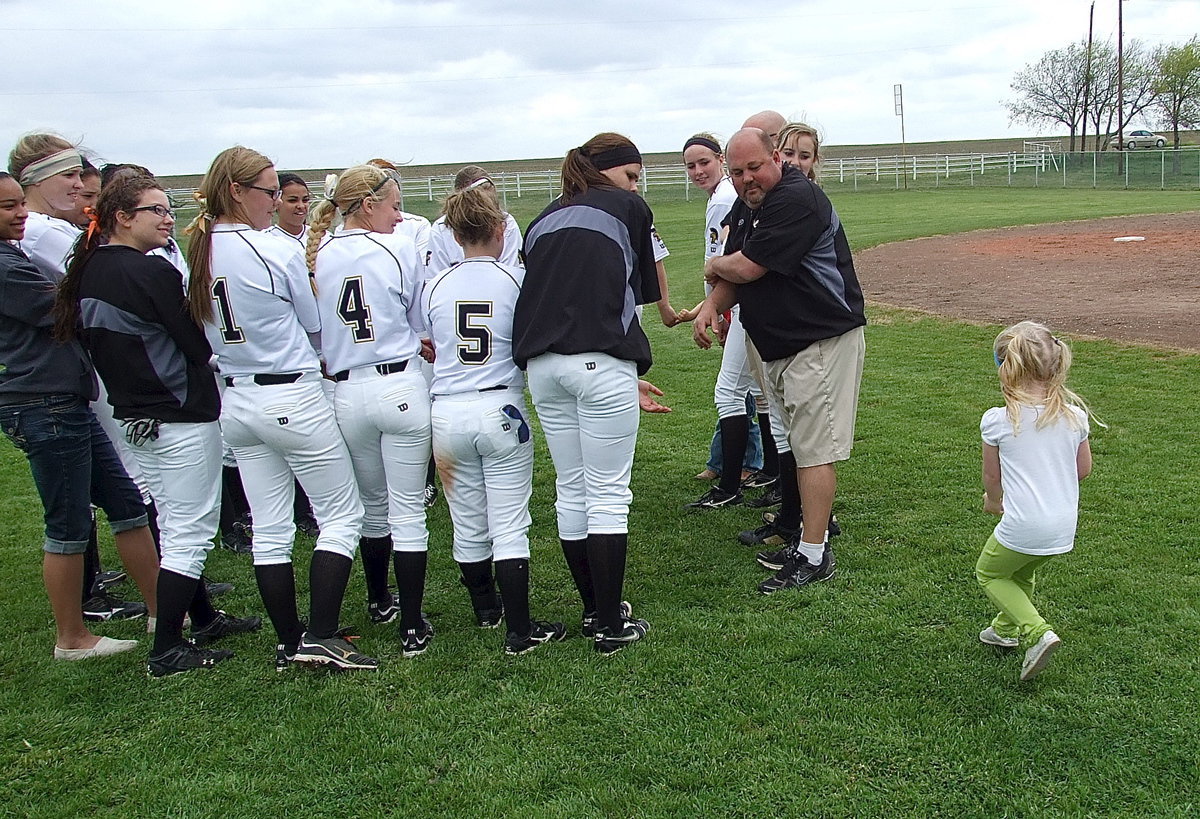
[706,393,764,474]
[0,394,148,554]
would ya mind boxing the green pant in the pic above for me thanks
[975,533,1056,647]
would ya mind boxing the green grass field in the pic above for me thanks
[2,187,1198,817]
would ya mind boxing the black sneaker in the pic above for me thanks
[294,631,379,670]
[744,483,782,508]
[504,620,567,655]
[423,483,439,508]
[740,470,776,490]
[738,517,797,547]
[755,546,791,571]
[220,521,253,554]
[828,515,842,538]
[203,578,234,598]
[191,610,262,646]
[400,617,435,657]
[94,569,127,592]
[757,545,836,595]
[684,486,743,510]
[593,617,650,655]
[295,514,320,539]
[274,643,297,672]
[475,602,505,629]
[581,600,633,639]
[367,594,400,625]
[83,592,147,622]
[148,642,234,678]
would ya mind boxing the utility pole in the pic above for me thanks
[1117,0,1125,154]
[1082,1,1094,152]
[894,83,907,190]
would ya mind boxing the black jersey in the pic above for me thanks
[513,186,660,376]
[724,164,866,361]
[77,245,219,423]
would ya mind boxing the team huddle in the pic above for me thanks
[0,109,1095,682]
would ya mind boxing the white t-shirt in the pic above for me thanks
[422,256,524,396]
[204,224,321,378]
[427,212,522,274]
[19,211,79,282]
[394,212,432,272]
[705,177,737,260]
[981,404,1089,555]
[312,227,425,373]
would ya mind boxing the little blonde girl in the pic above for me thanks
[976,321,1097,682]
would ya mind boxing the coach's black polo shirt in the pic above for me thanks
[724,164,865,361]
[514,186,660,375]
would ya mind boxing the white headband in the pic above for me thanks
[18,149,82,186]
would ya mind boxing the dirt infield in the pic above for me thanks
[856,212,1200,351]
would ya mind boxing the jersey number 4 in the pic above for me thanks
[211,278,245,344]
[456,302,493,365]
[338,277,374,343]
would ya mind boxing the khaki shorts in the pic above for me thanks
[763,326,864,468]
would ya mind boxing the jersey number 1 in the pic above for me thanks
[456,302,492,365]
[211,278,245,344]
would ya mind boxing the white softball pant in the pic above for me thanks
[92,379,152,504]
[221,376,364,565]
[128,421,221,579]
[431,387,533,564]
[744,335,790,454]
[527,352,639,539]
[714,305,765,419]
[332,367,431,552]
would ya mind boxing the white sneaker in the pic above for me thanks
[1020,630,1061,681]
[53,635,139,661]
[979,626,1019,648]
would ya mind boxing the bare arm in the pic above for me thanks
[705,251,767,285]
[691,280,738,350]
[1076,439,1092,481]
[653,260,681,327]
[982,443,1003,515]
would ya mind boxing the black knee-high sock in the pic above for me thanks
[560,538,594,612]
[83,514,100,602]
[221,466,250,531]
[777,450,802,532]
[586,533,628,632]
[359,536,393,604]
[457,558,498,615]
[188,579,218,630]
[494,558,530,637]
[309,550,353,639]
[145,500,162,556]
[254,562,302,649]
[293,479,313,520]
[718,415,750,495]
[425,456,437,486]
[392,550,428,631]
[153,569,199,654]
[758,411,780,479]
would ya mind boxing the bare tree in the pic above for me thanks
[1153,37,1200,150]
[1080,39,1157,150]
[1005,43,1089,151]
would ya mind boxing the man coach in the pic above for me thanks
[693,127,866,594]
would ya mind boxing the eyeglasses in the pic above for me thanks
[500,404,530,444]
[246,184,283,201]
[129,204,174,219]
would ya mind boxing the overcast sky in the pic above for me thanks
[4,0,1198,175]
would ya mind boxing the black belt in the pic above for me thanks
[332,360,408,382]
[224,372,303,387]
[478,384,509,392]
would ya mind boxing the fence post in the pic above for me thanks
[427,177,433,202]
[1062,152,1067,188]
[1161,149,1165,190]
[1092,151,1097,188]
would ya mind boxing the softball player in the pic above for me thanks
[264,172,311,248]
[427,167,522,272]
[185,146,373,671]
[423,182,566,655]
[307,164,434,657]
[56,172,261,676]
[513,132,663,655]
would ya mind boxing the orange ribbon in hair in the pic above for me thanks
[83,206,101,244]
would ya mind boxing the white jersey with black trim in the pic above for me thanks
[422,256,524,396]
[705,177,737,260]
[312,227,425,374]
[263,223,309,252]
[650,223,670,263]
[204,223,321,378]
[395,212,432,272]
[18,211,79,282]
[150,237,189,281]
[427,213,522,273]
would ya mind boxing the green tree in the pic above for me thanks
[1005,42,1090,151]
[1152,36,1200,150]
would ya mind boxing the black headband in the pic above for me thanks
[683,136,721,155]
[583,145,642,171]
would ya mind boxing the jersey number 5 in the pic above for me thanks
[456,302,492,365]
[338,277,374,343]
[211,278,245,344]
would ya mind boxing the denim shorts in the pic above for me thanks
[0,394,148,554]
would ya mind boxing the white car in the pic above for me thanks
[1109,129,1167,149]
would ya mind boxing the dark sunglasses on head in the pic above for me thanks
[500,404,530,444]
